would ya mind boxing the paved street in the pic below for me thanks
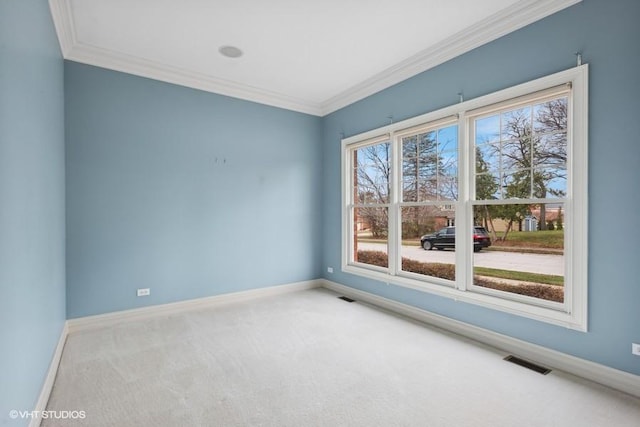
[358,242,564,276]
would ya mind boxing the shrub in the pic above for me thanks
[356,250,388,267]
[357,251,455,280]
[401,258,455,280]
[473,277,564,303]
[355,250,563,303]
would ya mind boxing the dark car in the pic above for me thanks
[420,226,492,252]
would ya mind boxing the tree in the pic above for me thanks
[355,143,391,239]
[496,170,532,240]
[556,206,564,230]
[400,131,456,238]
[355,129,458,242]
[489,98,568,231]
[402,132,439,202]
[356,143,391,205]
[474,147,500,240]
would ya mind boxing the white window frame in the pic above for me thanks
[341,65,588,331]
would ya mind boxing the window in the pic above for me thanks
[342,66,588,330]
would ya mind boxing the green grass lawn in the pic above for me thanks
[474,266,564,286]
[491,230,564,249]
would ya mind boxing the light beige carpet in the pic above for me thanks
[44,288,640,426]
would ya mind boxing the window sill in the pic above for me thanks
[342,263,586,331]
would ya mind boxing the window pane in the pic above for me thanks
[534,97,568,133]
[475,95,569,203]
[502,169,532,199]
[400,206,456,281]
[402,177,418,202]
[419,131,437,154]
[354,142,390,204]
[402,124,458,202]
[476,115,500,144]
[535,132,567,169]
[421,179,439,201]
[402,151,418,202]
[439,145,458,201]
[501,106,532,140]
[475,143,500,201]
[418,155,438,182]
[353,207,388,268]
[472,203,565,303]
[535,129,567,198]
[476,172,500,200]
[438,126,458,152]
[501,137,532,170]
[476,143,500,174]
[534,168,567,198]
[402,135,418,159]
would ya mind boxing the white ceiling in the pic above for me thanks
[49,0,579,116]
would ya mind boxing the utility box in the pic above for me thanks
[524,216,538,232]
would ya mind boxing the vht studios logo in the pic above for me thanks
[8,410,86,420]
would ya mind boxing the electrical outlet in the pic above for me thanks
[137,288,150,297]
[327,267,334,273]
[632,343,640,356]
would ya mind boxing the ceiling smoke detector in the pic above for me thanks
[218,46,243,58]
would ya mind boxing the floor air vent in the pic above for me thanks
[504,355,551,375]
[338,296,355,303]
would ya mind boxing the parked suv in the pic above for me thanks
[420,226,492,252]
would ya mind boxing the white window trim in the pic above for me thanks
[341,65,588,331]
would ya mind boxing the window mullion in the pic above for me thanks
[388,133,402,276]
[457,112,470,291]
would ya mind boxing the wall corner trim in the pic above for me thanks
[29,322,68,427]
[320,279,640,399]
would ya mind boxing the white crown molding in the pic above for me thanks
[49,0,581,117]
[48,0,76,57]
[65,42,324,116]
[319,0,583,115]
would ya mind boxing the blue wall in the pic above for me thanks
[0,1,66,425]
[322,0,640,376]
[2,2,637,419]
[65,63,323,318]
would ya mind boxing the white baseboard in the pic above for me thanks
[67,279,322,333]
[29,322,68,427]
[320,279,640,399]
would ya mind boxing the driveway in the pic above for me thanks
[357,242,564,276]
